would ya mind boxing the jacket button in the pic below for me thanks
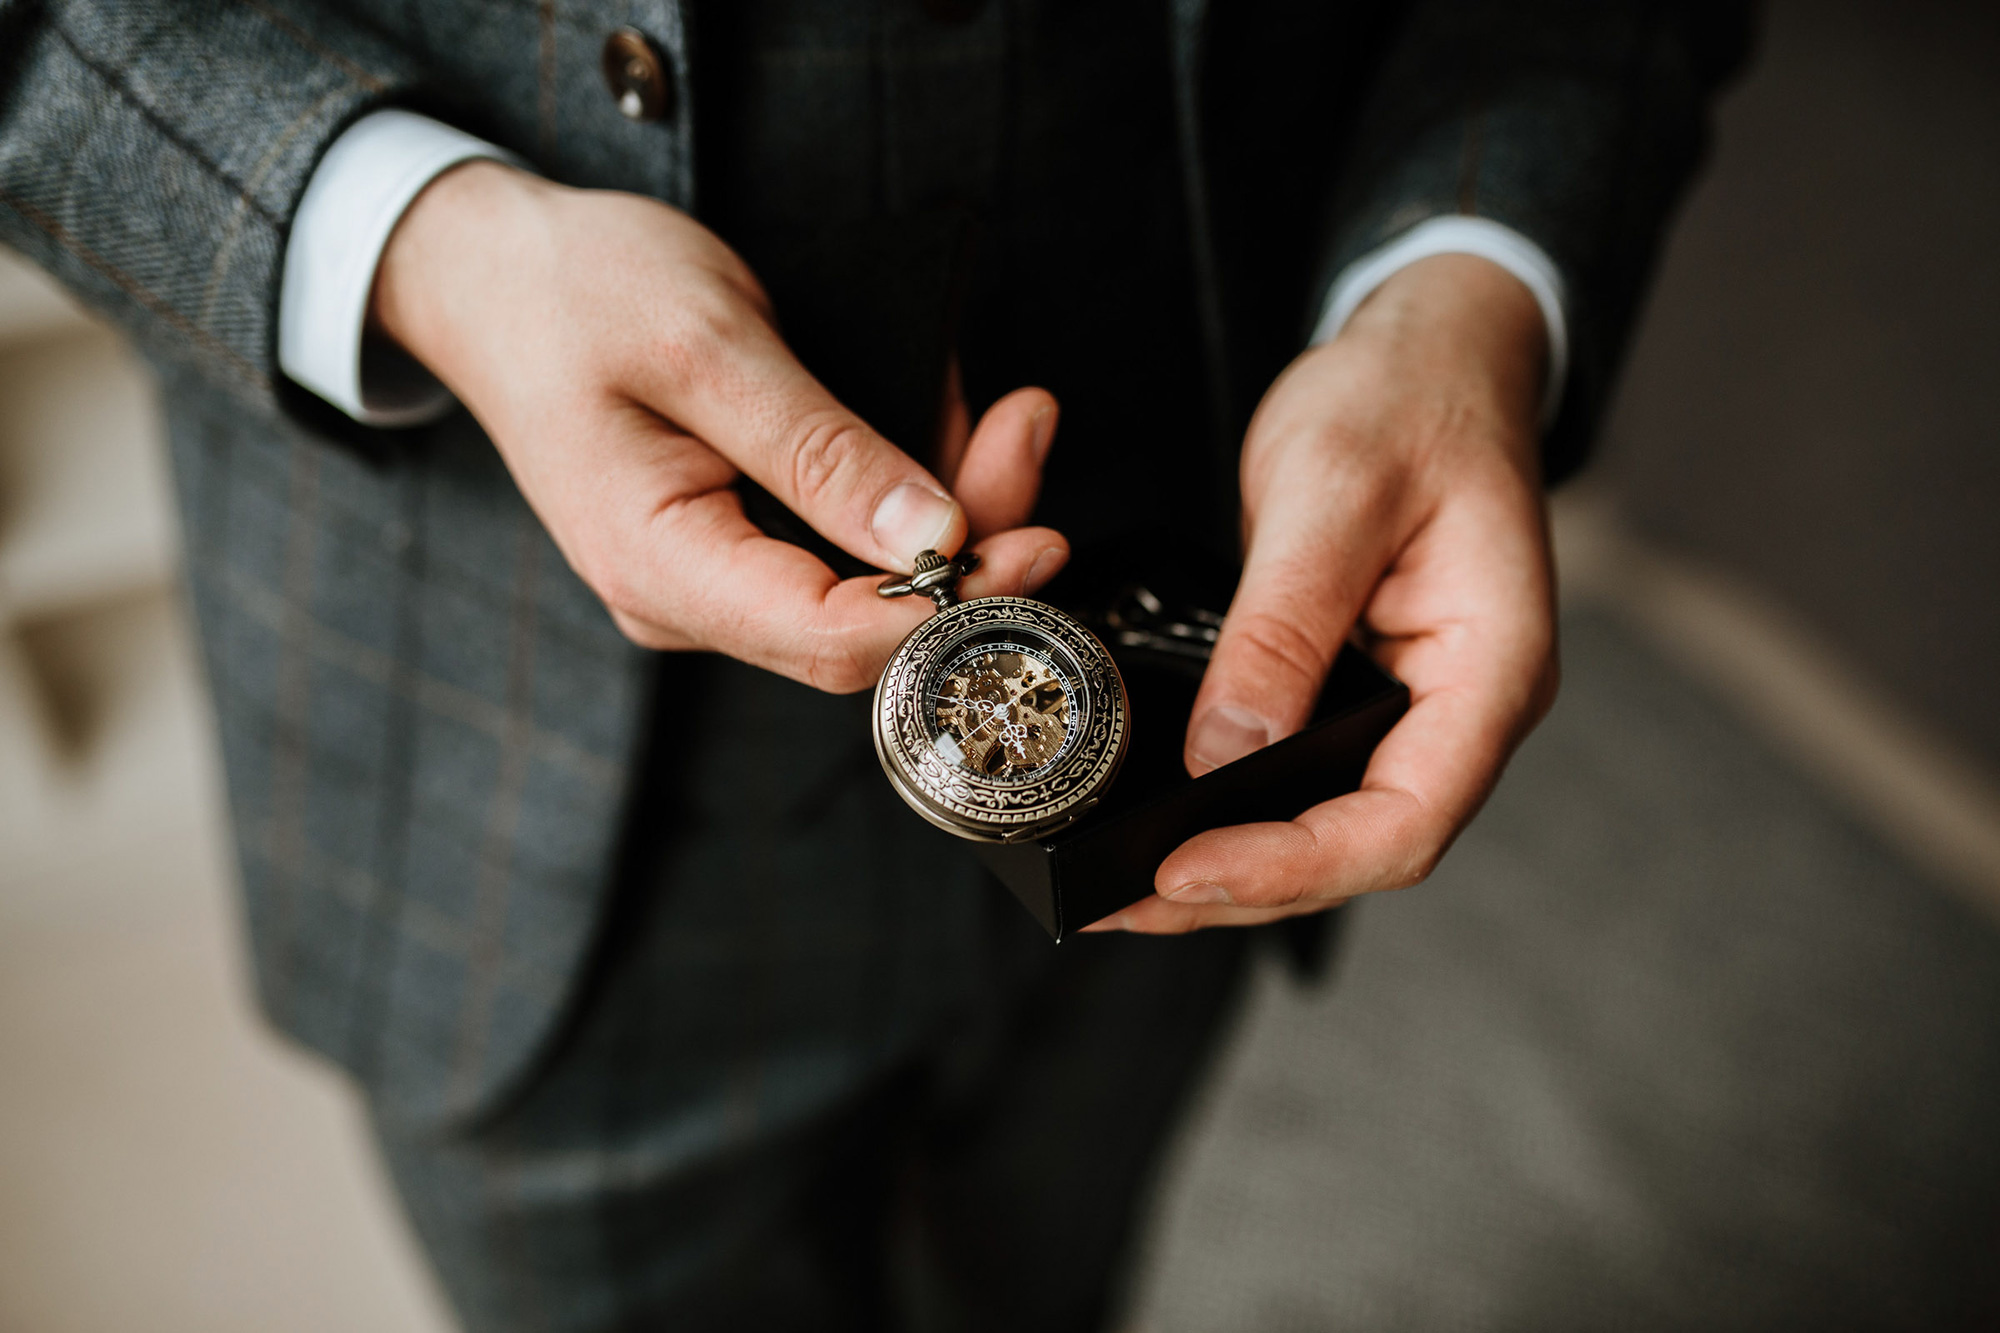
[602,27,672,122]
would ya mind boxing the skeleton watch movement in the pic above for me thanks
[874,549,1130,842]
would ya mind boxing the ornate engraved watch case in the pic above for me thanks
[874,550,1130,843]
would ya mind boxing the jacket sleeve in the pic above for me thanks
[0,0,418,418]
[1314,0,1755,484]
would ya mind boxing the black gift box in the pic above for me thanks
[974,554,1409,940]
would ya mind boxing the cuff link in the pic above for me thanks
[602,27,673,123]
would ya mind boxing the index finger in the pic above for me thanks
[630,312,968,574]
[599,479,1068,694]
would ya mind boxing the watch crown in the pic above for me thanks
[878,548,981,609]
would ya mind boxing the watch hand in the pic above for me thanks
[952,698,1012,747]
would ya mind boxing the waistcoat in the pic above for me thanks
[697,0,1219,554]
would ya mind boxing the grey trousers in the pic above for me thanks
[375,654,1255,1333]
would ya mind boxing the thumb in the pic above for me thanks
[951,387,1059,538]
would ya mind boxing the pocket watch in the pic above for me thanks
[874,549,1130,843]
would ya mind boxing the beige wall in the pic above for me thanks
[1603,0,2000,771]
[0,251,453,1333]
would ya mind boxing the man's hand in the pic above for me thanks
[1093,253,1559,933]
[371,161,1067,693]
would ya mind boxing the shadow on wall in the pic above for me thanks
[0,260,186,894]
[1602,0,2000,772]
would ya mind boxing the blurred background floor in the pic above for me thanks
[4,0,1998,1328]
[1130,603,2000,1331]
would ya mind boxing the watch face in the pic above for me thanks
[928,640,1080,780]
[874,596,1129,843]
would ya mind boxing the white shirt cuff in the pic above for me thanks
[1310,215,1571,428]
[278,109,525,428]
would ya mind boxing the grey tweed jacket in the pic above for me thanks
[0,0,1748,1127]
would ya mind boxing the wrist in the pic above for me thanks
[1341,252,1547,436]
[368,158,556,383]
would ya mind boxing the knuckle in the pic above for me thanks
[609,608,673,651]
[1390,838,1447,891]
[786,416,869,512]
[574,547,633,615]
[649,330,723,400]
[681,288,758,347]
[714,257,774,320]
[1401,851,1441,890]
[651,296,756,393]
[577,547,669,645]
[597,581,650,632]
[1226,609,1331,696]
[797,633,876,696]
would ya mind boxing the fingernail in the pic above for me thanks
[872,483,959,562]
[1079,913,1129,933]
[1029,405,1057,461]
[1022,545,1067,594]
[1164,880,1231,904]
[1187,705,1272,775]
